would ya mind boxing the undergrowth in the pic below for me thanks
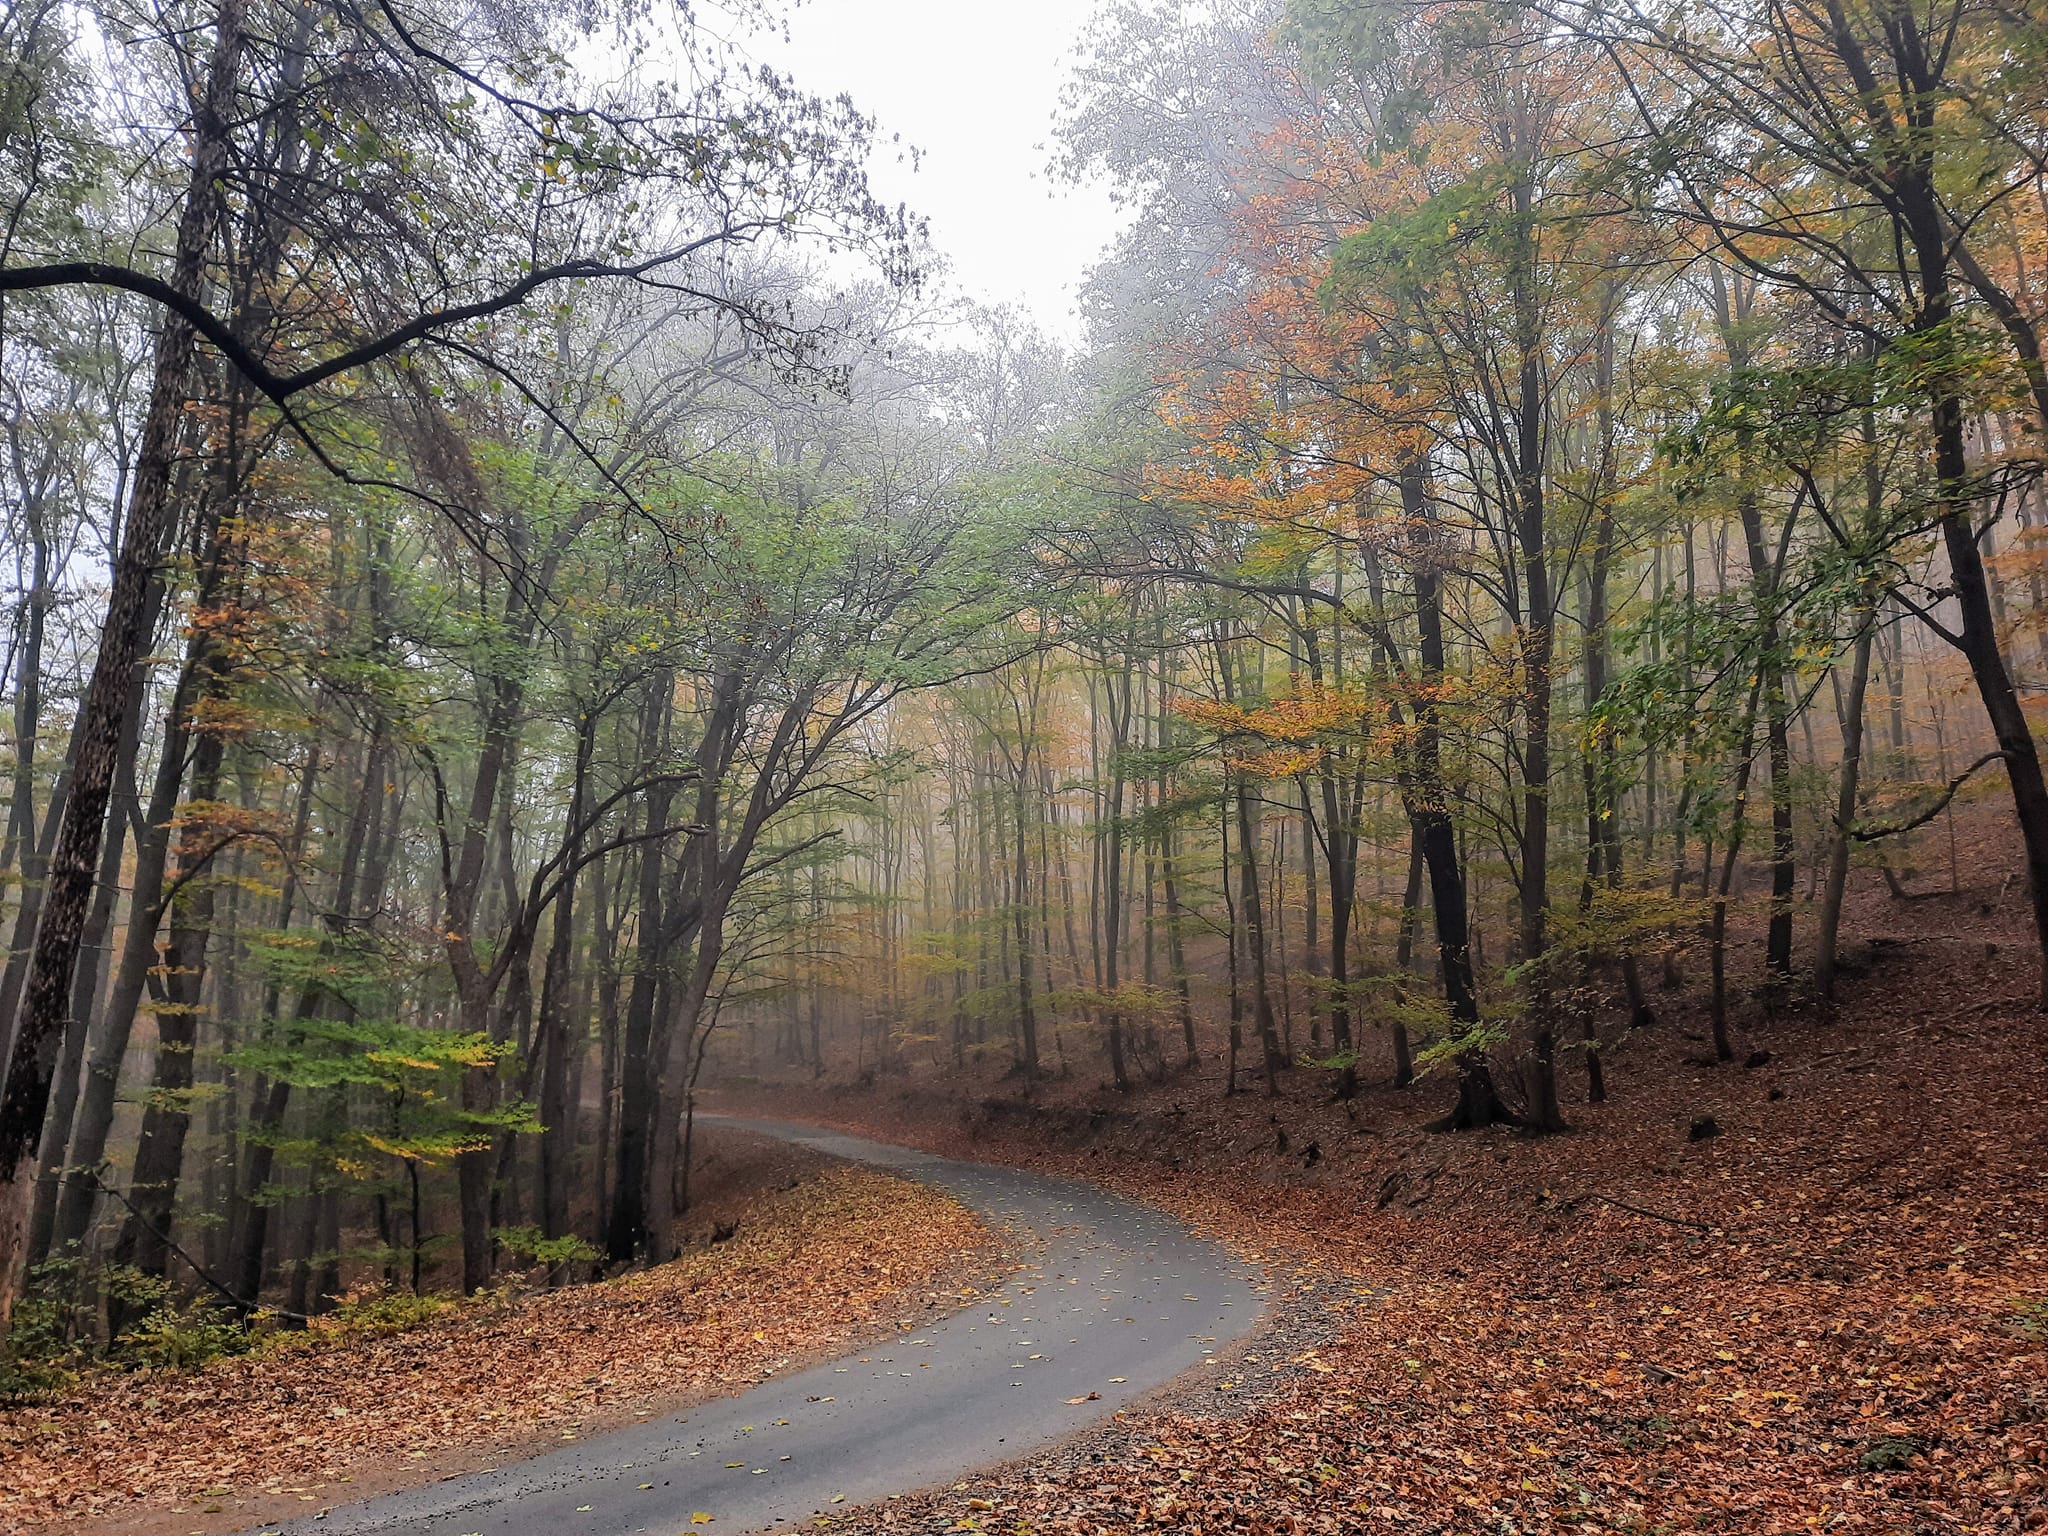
[0,1257,467,1401]
[0,1255,258,1400]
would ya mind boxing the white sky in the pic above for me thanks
[738,0,1129,340]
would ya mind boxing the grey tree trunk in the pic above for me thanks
[1817,613,1875,998]
[0,0,248,1329]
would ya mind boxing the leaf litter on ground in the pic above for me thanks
[0,1161,992,1535]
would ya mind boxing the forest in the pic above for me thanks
[0,0,2044,1533]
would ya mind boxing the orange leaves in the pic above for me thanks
[1239,683,1374,741]
[0,1158,994,1532]
[1136,90,1470,551]
[1174,696,1255,736]
[1178,680,1369,742]
[165,799,293,844]
[1177,680,1395,775]
[162,799,298,887]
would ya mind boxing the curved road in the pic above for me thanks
[262,1117,1264,1536]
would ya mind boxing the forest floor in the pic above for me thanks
[0,1134,1001,1536]
[8,817,2043,1536]
[713,816,2048,1535]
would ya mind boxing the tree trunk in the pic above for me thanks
[111,705,230,1277]
[23,622,156,1268]
[1156,692,1197,1066]
[46,581,225,1258]
[1218,639,1282,1095]
[1392,823,1423,1089]
[1817,612,1874,999]
[1010,756,1041,1076]
[1737,497,1797,983]
[537,709,596,1240]
[607,684,674,1261]
[1906,201,2048,1005]
[1099,652,1131,1091]
[1708,687,1764,1063]
[0,0,248,1327]
[1396,466,1482,1112]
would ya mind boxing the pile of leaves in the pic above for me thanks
[0,1163,992,1534]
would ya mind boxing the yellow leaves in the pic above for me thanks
[1179,680,1369,744]
[1178,679,1409,776]
[1175,697,1255,735]
[361,1131,490,1164]
[1243,745,1326,777]
[691,1513,714,1524]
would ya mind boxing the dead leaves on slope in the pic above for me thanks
[719,971,2047,1536]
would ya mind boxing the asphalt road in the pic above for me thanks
[259,1117,1265,1536]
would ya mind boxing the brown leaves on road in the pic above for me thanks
[0,1165,992,1536]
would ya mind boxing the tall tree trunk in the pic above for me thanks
[1393,460,1488,1124]
[23,615,157,1268]
[1506,161,1562,1133]
[1392,823,1423,1089]
[46,559,231,1259]
[0,0,249,1325]
[111,698,231,1277]
[1156,671,1196,1065]
[227,744,331,1308]
[1899,197,2048,1004]
[1220,777,1241,1095]
[0,505,56,1054]
[536,714,594,1242]
[1816,614,1874,999]
[1009,752,1040,1076]
[1514,380,1561,1128]
[1709,682,1765,1063]
[0,502,52,883]
[1298,621,1358,1056]
[1099,650,1131,1092]
[608,675,674,1263]
[1217,635,1281,1094]
[1737,497,1797,983]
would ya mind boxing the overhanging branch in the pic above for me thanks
[1850,751,2007,840]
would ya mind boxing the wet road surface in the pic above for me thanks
[258,1117,1264,1536]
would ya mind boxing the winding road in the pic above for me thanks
[261,1117,1265,1536]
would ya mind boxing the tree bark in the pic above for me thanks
[0,0,248,1327]
[22,640,156,1268]
[1216,634,1281,1094]
[1816,612,1874,999]
[46,556,229,1259]
[1737,497,1797,982]
[607,677,674,1262]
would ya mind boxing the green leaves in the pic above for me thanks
[493,1226,603,1272]
[233,1014,533,1178]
